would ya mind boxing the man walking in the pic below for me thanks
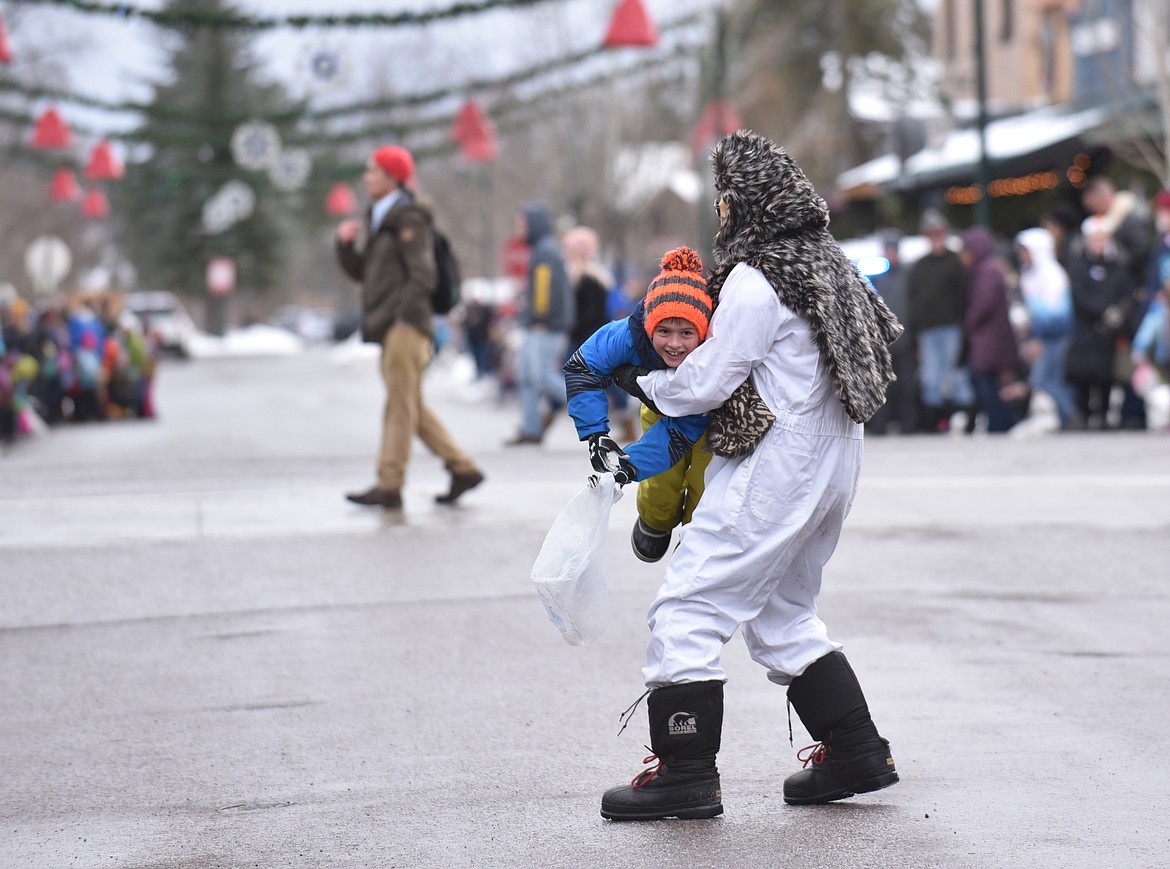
[336,145,484,509]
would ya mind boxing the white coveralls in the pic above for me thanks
[638,263,862,688]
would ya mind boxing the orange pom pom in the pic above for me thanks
[660,246,703,275]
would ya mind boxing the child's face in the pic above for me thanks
[652,318,701,367]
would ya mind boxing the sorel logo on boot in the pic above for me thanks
[667,711,698,736]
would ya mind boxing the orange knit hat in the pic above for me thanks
[643,246,712,341]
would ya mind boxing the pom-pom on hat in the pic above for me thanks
[643,246,712,342]
[371,145,415,185]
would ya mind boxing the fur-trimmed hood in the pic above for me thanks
[708,131,903,428]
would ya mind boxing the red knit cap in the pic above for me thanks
[371,145,415,184]
[643,246,712,342]
[1155,189,1170,212]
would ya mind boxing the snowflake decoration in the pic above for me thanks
[300,42,348,92]
[268,149,312,192]
[202,180,256,234]
[231,121,281,171]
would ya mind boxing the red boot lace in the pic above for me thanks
[630,749,664,789]
[797,742,828,768]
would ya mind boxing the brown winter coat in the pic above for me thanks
[336,194,437,342]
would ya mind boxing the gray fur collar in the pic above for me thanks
[707,131,903,434]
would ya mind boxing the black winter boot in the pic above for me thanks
[783,651,898,805]
[600,680,724,821]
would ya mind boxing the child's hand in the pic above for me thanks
[588,433,629,474]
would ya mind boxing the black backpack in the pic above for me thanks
[430,228,462,315]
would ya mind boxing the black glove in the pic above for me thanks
[611,364,661,415]
[587,433,635,485]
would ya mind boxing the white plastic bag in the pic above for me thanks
[531,474,623,645]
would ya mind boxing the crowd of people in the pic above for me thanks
[869,180,1170,436]
[0,290,159,446]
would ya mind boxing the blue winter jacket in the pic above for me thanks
[563,301,707,482]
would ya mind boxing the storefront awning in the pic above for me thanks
[837,103,1115,199]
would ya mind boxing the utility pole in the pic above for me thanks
[974,0,992,226]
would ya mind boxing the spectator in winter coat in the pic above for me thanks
[1081,176,1153,428]
[337,144,484,509]
[563,225,637,444]
[1142,188,1170,334]
[1132,286,1170,379]
[505,204,575,445]
[1014,227,1078,428]
[907,209,973,431]
[961,226,1023,433]
[1065,217,1133,429]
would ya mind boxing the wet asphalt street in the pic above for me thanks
[2,346,1169,869]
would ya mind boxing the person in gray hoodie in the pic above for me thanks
[506,205,575,445]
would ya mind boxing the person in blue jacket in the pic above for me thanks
[564,247,713,562]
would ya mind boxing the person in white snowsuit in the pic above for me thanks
[601,131,903,821]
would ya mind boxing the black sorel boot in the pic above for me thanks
[783,651,899,805]
[600,680,724,821]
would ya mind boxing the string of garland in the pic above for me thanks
[0,14,703,127]
[22,0,560,30]
[288,42,700,148]
[0,46,697,186]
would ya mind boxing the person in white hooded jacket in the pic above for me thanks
[599,131,903,822]
[1015,227,1079,429]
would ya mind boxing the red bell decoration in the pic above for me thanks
[691,100,742,153]
[603,0,658,47]
[30,106,72,150]
[0,15,13,65]
[81,187,110,219]
[85,140,124,181]
[325,181,358,216]
[451,99,497,163]
[49,168,82,203]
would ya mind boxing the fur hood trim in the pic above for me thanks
[708,131,903,427]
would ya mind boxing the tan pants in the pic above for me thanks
[635,403,711,531]
[377,322,477,490]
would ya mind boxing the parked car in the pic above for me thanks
[123,290,198,357]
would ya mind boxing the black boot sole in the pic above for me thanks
[601,777,723,821]
[601,800,724,821]
[783,769,899,806]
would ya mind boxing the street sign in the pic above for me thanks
[501,236,529,281]
[207,256,236,296]
[24,235,72,295]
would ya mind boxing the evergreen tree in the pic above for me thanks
[114,0,298,313]
[724,0,930,190]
